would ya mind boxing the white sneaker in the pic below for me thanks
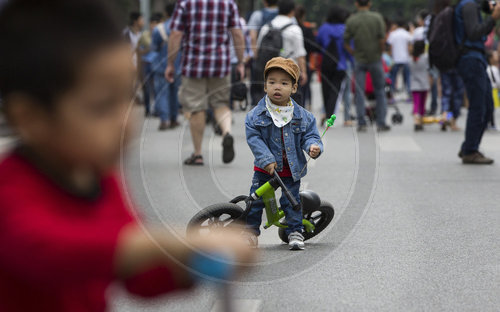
[288,232,305,250]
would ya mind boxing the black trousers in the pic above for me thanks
[321,69,346,118]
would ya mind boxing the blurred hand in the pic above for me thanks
[165,65,175,83]
[236,62,245,80]
[300,71,308,86]
[188,227,258,267]
[264,162,277,175]
[309,145,321,158]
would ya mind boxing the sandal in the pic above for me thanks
[184,154,204,166]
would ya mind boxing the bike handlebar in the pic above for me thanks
[273,171,301,211]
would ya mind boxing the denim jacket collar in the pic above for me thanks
[255,96,303,120]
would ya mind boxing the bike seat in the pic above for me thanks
[299,190,321,210]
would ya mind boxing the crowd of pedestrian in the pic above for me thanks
[128,0,500,166]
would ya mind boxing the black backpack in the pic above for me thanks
[255,22,294,77]
[428,6,462,71]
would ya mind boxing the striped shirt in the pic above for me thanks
[170,0,242,78]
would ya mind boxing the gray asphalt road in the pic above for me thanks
[113,83,500,312]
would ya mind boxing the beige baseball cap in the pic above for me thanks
[264,57,300,83]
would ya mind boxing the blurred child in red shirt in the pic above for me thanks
[0,1,254,311]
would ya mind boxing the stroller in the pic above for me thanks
[357,58,404,125]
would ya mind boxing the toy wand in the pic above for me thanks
[298,114,336,177]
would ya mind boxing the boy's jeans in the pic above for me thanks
[246,171,303,236]
[457,57,493,155]
[153,73,180,123]
[354,61,388,127]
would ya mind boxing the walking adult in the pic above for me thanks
[151,3,181,130]
[422,8,440,116]
[455,0,500,164]
[387,19,413,101]
[344,0,391,132]
[317,5,352,124]
[165,0,246,165]
[295,5,317,109]
[248,0,279,106]
[255,0,308,105]
[123,12,144,68]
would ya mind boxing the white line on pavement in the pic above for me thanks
[211,299,262,312]
[377,135,422,152]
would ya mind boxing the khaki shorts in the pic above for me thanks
[178,75,231,113]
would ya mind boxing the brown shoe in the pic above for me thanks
[170,121,180,129]
[158,121,170,131]
[462,152,494,165]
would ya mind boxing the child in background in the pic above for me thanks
[486,51,499,131]
[245,57,323,250]
[409,40,430,131]
[0,1,254,311]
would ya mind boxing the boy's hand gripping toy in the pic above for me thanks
[298,114,336,177]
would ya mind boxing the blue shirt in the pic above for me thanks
[455,0,489,65]
[245,97,323,182]
[150,19,181,75]
[317,23,353,71]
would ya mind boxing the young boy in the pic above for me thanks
[245,57,323,250]
[0,1,253,311]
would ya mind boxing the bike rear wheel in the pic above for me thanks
[278,201,334,243]
[187,203,244,237]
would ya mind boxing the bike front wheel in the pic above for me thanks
[187,203,244,238]
[278,201,334,243]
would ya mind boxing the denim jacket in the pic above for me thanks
[245,97,323,182]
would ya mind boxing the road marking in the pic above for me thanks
[211,299,262,312]
[377,136,422,152]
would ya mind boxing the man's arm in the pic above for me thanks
[247,11,262,56]
[165,30,183,82]
[380,39,387,55]
[344,42,354,56]
[298,56,308,86]
[250,30,259,56]
[462,2,497,41]
[344,22,354,56]
[231,28,246,79]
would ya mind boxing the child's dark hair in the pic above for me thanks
[412,40,426,60]
[265,68,297,85]
[278,0,296,16]
[0,0,123,111]
[326,5,349,24]
[165,2,176,17]
[151,13,163,24]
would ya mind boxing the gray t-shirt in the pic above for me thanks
[247,7,279,32]
[410,54,430,91]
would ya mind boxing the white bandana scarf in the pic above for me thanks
[265,96,294,128]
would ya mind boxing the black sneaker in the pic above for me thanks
[222,133,235,164]
[414,124,424,132]
[377,125,391,132]
[357,125,367,132]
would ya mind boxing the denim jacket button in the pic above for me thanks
[285,133,288,137]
